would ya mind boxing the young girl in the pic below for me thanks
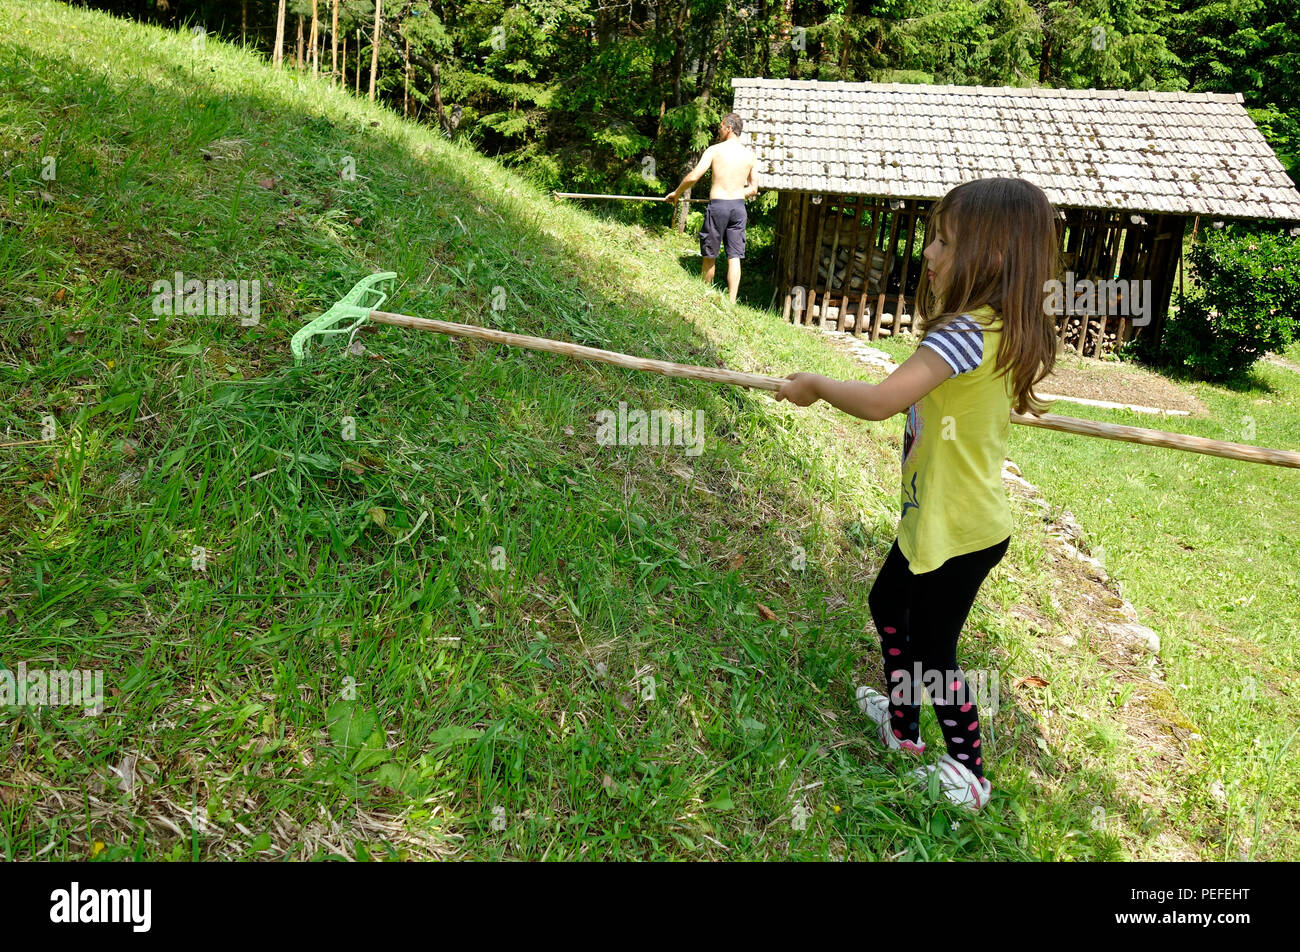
[775,177,1059,811]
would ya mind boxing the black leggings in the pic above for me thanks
[867,536,1009,780]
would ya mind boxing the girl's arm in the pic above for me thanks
[774,346,953,421]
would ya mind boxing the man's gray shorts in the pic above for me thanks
[699,199,747,259]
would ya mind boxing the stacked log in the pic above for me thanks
[1058,316,1120,356]
[820,308,913,336]
[814,212,886,294]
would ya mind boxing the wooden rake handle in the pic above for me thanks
[552,191,677,202]
[367,310,1300,469]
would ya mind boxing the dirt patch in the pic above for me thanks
[1045,356,1205,415]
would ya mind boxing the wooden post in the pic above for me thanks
[839,196,865,333]
[369,0,382,102]
[800,197,827,324]
[895,201,917,327]
[874,208,902,340]
[273,0,286,69]
[331,0,339,83]
[857,198,882,337]
[791,193,811,321]
[824,198,844,326]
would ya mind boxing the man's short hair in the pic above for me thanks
[722,113,743,136]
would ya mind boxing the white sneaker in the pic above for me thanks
[856,686,926,756]
[912,755,993,812]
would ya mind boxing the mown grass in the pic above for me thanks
[0,0,1290,861]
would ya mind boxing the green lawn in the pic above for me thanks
[1,0,1293,861]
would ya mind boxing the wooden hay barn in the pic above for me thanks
[732,79,1300,355]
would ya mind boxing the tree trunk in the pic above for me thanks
[273,0,285,68]
[311,0,319,76]
[669,1,689,108]
[356,29,362,94]
[341,35,346,91]
[369,0,382,101]
[839,0,853,71]
[699,19,732,104]
[296,15,303,69]
[331,0,339,84]
[241,0,247,44]
[404,34,410,116]
[432,61,450,132]
[787,0,798,79]
[760,0,770,77]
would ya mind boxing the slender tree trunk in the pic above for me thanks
[760,0,770,77]
[369,0,382,101]
[273,0,286,68]
[700,19,732,104]
[296,15,303,69]
[341,35,347,90]
[241,0,247,44]
[839,0,853,71]
[311,1,319,76]
[787,0,798,79]
[356,29,362,94]
[669,1,689,108]
[404,34,410,116]
[432,61,449,132]
[331,0,339,84]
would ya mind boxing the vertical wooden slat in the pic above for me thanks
[800,196,826,325]
[895,201,918,327]
[838,196,865,332]
[874,208,902,340]
[790,193,810,323]
[857,199,882,338]
[824,198,844,326]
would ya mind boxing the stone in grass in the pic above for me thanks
[1105,620,1161,656]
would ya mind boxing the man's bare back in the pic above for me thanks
[702,138,755,200]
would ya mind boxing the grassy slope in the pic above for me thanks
[0,0,1290,860]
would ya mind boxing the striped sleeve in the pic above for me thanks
[921,315,984,376]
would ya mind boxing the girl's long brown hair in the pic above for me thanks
[914,177,1060,415]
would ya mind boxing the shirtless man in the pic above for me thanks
[665,113,759,303]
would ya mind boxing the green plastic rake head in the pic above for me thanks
[291,271,397,364]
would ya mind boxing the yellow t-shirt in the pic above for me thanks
[897,305,1012,574]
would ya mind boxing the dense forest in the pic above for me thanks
[72,0,1300,198]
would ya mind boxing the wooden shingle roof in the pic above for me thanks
[731,79,1300,221]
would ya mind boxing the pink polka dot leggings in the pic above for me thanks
[867,536,1010,780]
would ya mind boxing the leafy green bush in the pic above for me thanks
[1160,229,1299,380]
